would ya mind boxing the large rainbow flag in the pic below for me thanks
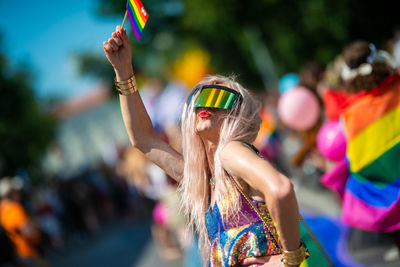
[341,74,400,232]
[126,0,148,40]
[300,213,365,267]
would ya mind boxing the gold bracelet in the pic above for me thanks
[115,75,136,84]
[118,87,137,96]
[114,75,137,95]
[280,243,306,266]
[115,76,135,84]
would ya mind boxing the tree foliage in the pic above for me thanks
[88,0,400,90]
[0,39,57,177]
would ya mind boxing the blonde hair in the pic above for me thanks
[178,75,262,263]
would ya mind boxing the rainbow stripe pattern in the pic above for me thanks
[126,0,148,40]
[341,74,400,232]
[193,85,240,109]
[300,213,366,267]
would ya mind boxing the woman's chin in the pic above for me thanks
[196,124,215,137]
[195,126,210,135]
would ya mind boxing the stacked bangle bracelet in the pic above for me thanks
[114,75,137,95]
[280,242,307,266]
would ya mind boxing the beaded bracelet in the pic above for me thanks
[114,75,137,96]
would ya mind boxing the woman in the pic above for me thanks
[103,26,306,266]
[339,41,400,252]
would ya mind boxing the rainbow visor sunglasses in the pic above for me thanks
[188,85,241,109]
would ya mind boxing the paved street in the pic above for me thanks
[48,219,155,267]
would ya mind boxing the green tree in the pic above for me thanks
[85,0,399,90]
[0,38,57,178]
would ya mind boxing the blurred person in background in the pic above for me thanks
[117,145,186,260]
[0,177,47,267]
[338,40,400,258]
[103,26,306,266]
[290,62,325,169]
[31,184,64,250]
[139,76,165,133]
[392,29,400,72]
[58,177,99,240]
[155,78,188,152]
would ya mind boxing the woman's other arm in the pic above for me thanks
[220,141,300,252]
[103,26,183,181]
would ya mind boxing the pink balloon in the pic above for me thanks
[152,203,167,226]
[278,86,320,131]
[317,120,347,161]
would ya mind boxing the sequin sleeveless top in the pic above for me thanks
[205,193,281,266]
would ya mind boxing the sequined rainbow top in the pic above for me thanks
[205,193,281,266]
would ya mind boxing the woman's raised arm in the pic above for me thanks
[103,26,184,181]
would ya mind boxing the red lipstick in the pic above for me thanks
[199,110,211,118]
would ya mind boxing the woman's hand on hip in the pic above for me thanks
[103,25,133,79]
[242,254,284,266]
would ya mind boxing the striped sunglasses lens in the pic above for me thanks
[193,86,239,109]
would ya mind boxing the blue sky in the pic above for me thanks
[0,0,121,99]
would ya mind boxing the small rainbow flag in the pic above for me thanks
[126,0,148,40]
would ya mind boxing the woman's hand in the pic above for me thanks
[242,254,284,266]
[103,25,133,80]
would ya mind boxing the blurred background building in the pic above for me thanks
[42,83,129,177]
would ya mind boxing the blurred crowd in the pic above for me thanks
[1,31,400,267]
[0,158,157,267]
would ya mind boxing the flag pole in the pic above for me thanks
[121,11,128,29]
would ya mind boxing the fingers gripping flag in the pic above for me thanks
[126,0,148,40]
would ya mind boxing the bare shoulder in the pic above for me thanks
[220,141,263,175]
[220,140,290,197]
[221,140,254,155]
[220,140,247,155]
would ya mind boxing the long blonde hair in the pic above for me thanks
[178,75,262,262]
